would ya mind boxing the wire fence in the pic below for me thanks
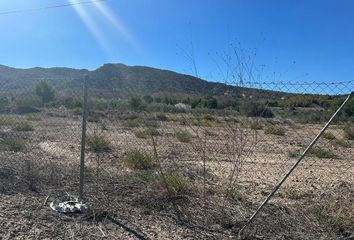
[0,78,353,239]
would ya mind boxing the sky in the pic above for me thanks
[0,0,354,85]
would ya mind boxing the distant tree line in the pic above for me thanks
[0,80,352,122]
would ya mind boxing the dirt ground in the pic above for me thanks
[0,111,353,239]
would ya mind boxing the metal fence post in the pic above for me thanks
[79,76,89,200]
[238,91,353,239]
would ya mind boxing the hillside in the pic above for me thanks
[0,63,283,99]
[0,64,89,90]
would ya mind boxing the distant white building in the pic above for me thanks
[174,103,192,111]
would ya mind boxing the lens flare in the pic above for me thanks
[68,0,141,55]
[93,1,141,51]
[68,0,111,54]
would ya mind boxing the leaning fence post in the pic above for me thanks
[238,91,353,239]
[79,76,89,200]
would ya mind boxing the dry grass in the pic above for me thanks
[343,125,354,140]
[309,146,339,159]
[87,135,111,152]
[13,122,34,132]
[0,111,352,239]
[124,149,155,170]
[264,125,286,136]
[0,138,26,152]
[322,131,336,140]
[176,130,192,142]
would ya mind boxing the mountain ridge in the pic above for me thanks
[0,63,243,95]
[0,63,284,99]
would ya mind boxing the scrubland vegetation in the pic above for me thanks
[0,79,352,240]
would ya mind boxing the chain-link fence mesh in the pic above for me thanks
[0,77,352,239]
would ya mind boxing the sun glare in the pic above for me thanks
[68,0,110,53]
[68,0,141,54]
[93,1,141,51]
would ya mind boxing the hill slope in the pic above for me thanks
[0,64,89,90]
[0,63,283,99]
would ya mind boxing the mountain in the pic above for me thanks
[0,63,284,99]
[0,64,89,90]
[87,63,247,97]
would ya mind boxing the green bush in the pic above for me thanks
[34,79,55,103]
[0,138,25,152]
[62,96,83,109]
[13,122,34,132]
[72,107,82,116]
[313,205,351,230]
[289,123,303,129]
[135,171,156,183]
[164,171,188,194]
[225,187,243,201]
[322,132,336,140]
[0,95,9,111]
[297,110,332,124]
[176,130,192,143]
[309,147,338,159]
[201,96,218,109]
[144,120,159,128]
[204,114,216,122]
[249,120,264,130]
[126,119,144,128]
[14,94,42,114]
[142,95,154,104]
[147,102,183,113]
[264,125,286,136]
[87,135,111,152]
[334,139,351,148]
[129,96,143,111]
[191,118,213,127]
[343,125,354,140]
[135,128,159,139]
[124,149,154,170]
[26,114,42,121]
[240,102,274,118]
[155,113,169,121]
[288,150,300,158]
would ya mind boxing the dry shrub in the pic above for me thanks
[334,139,351,148]
[265,125,286,136]
[0,138,25,152]
[163,171,189,194]
[155,113,169,121]
[0,116,17,126]
[312,182,353,236]
[322,131,336,140]
[176,130,192,143]
[20,160,40,192]
[135,128,159,139]
[249,119,264,130]
[124,149,155,170]
[87,135,111,152]
[13,122,34,132]
[309,146,338,159]
[343,125,354,140]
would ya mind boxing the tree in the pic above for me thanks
[143,95,154,104]
[129,96,142,111]
[15,94,42,114]
[203,95,218,109]
[34,79,55,103]
[0,94,9,111]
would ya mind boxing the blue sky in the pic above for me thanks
[0,0,354,84]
